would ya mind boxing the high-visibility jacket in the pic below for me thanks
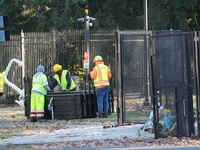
[54,70,76,91]
[93,64,110,87]
[0,72,4,93]
[32,73,48,95]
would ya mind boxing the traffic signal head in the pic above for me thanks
[0,16,9,28]
[0,16,10,42]
[0,30,10,42]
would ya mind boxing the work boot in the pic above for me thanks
[97,114,102,118]
[37,119,42,123]
[103,114,108,118]
[30,117,37,122]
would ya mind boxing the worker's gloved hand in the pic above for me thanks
[48,89,54,93]
[62,90,68,93]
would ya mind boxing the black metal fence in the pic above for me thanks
[2,29,200,139]
[150,32,195,138]
[116,31,152,125]
[117,30,199,138]
[0,30,116,105]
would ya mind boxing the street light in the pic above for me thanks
[78,9,96,117]
[143,0,150,108]
[77,9,96,77]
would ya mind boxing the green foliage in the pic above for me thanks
[89,0,144,30]
[68,64,86,81]
[148,0,198,31]
[0,0,144,33]
[0,0,200,33]
[148,0,168,30]
[0,0,85,33]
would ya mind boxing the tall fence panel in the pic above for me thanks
[195,31,200,138]
[0,30,116,106]
[116,31,152,125]
[150,32,195,138]
[24,32,55,78]
[0,35,22,105]
[116,30,197,138]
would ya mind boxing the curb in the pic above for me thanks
[0,143,10,149]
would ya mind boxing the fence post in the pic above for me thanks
[52,29,56,63]
[116,29,124,125]
[21,30,25,98]
[194,31,200,138]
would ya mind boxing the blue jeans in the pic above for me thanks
[95,86,110,115]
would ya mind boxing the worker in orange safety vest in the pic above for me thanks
[90,55,112,118]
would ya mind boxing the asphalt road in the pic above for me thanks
[46,146,200,150]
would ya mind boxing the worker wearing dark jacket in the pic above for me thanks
[90,55,112,118]
[50,64,76,91]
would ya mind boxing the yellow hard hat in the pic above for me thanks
[53,64,62,72]
[94,55,103,62]
[164,109,171,115]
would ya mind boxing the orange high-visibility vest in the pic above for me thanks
[93,64,110,87]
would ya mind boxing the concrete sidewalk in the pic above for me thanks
[0,106,24,112]
[0,123,154,147]
[0,106,154,149]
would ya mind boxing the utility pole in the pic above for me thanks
[144,0,148,31]
[84,9,90,75]
[78,9,96,74]
[143,0,150,107]
[78,9,96,116]
[78,9,96,89]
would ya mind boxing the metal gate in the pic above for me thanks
[150,32,195,138]
[117,30,196,138]
[194,31,200,138]
[116,31,152,125]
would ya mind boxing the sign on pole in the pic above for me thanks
[83,52,89,69]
